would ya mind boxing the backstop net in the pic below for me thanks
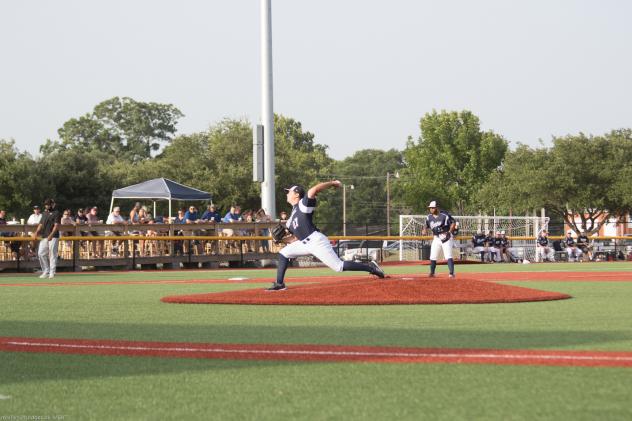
[399,214,549,262]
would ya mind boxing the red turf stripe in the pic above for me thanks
[1,337,631,368]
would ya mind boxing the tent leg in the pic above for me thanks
[109,197,115,215]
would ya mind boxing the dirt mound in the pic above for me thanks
[161,274,571,305]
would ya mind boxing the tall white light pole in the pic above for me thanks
[260,0,276,218]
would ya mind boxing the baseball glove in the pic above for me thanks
[438,232,452,243]
[271,224,296,244]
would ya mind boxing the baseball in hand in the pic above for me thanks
[331,180,342,188]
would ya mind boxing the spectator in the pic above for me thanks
[471,229,487,262]
[173,208,186,255]
[255,208,272,252]
[75,208,87,225]
[32,198,61,279]
[85,206,103,258]
[183,206,202,254]
[184,206,199,224]
[27,205,43,227]
[106,206,126,225]
[137,208,148,224]
[537,230,555,262]
[129,202,142,224]
[279,211,289,222]
[564,230,582,262]
[201,204,221,222]
[60,209,75,254]
[0,209,11,255]
[222,206,242,223]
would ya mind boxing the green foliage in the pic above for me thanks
[51,96,183,161]
[0,139,41,216]
[476,130,632,234]
[316,149,405,233]
[402,110,508,214]
[273,114,334,216]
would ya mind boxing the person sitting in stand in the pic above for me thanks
[201,204,221,223]
[279,211,289,222]
[576,229,592,261]
[564,230,582,262]
[537,230,555,262]
[255,208,272,252]
[106,206,126,256]
[85,206,103,258]
[471,230,487,262]
[129,202,142,224]
[60,209,75,255]
[26,205,43,258]
[183,205,202,254]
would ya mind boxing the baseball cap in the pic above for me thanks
[285,185,305,198]
[33,205,40,209]
[427,200,437,208]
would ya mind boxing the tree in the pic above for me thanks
[148,115,333,217]
[273,115,334,217]
[402,110,508,214]
[0,139,41,216]
[476,130,632,234]
[315,149,405,234]
[51,97,184,161]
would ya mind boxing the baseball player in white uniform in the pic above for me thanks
[266,180,385,291]
[425,201,457,278]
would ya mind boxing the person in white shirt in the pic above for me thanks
[106,206,126,256]
[27,205,43,227]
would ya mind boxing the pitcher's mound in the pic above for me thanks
[161,275,571,305]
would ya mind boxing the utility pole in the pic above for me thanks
[260,0,276,218]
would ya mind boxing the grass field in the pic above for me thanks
[1,262,631,420]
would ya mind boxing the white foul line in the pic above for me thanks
[4,341,632,363]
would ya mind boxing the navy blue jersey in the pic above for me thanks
[499,237,509,248]
[564,236,575,246]
[425,211,454,235]
[472,234,486,247]
[485,235,495,246]
[493,237,504,248]
[577,234,589,246]
[537,235,549,247]
[286,195,318,241]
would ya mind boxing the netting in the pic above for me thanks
[399,214,549,262]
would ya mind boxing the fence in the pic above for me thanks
[1,222,631,272]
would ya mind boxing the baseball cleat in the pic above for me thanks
[265,283,287,291]
[369,261,385,279]
[428,273,436,278]
[448,274,456,279]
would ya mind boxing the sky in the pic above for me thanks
[1,0,631,160]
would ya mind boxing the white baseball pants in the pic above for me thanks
[430,235,454,260]
[38,238,59,276]
[280,231,344,272]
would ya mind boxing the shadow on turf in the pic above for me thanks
[2,320,632,384]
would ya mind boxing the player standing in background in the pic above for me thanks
[424,201,456,278]
[266,181,385,291]
[537,230,555,262]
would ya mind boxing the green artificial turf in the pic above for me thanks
[1,262,631,420]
